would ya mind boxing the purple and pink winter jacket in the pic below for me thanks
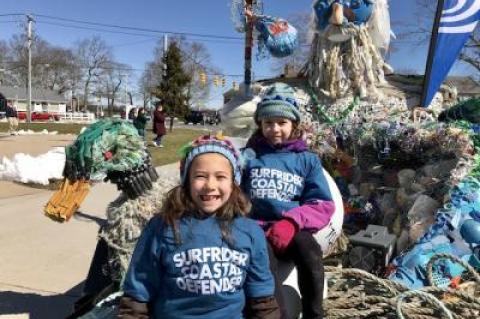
[241,134,335,233]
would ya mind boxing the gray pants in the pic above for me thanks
[7,117,18,134]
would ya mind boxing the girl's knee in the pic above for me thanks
[292,232,322,252]
[289,232,323,265]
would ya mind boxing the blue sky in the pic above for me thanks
[0,0,474,107]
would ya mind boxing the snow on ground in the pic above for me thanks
[0,136,245,187]
[0,147,65,185]
[15,129,59,135]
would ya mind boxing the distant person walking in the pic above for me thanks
[128,107,138,123]
[133,107,148,138]
[152,102,166,147]
[5,100,19,135]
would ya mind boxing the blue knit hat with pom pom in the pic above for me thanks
[254,82,301,124]
[179,134,242,185]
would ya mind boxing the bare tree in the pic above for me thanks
[393,0,480,75]
[40,47,78,94]
[0,40,7,59]
[139,42,164,109]
[99,62,131,116]
[75,36,113,110]
[140,37,217,111]
[4,33,82,96]
[0,40,14,85]
[138,61,159,109]
[5,33,33,87]
[178,39,215,110]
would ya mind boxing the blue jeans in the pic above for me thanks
[154,134,163,145]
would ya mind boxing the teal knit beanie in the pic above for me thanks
[254,82,301,123]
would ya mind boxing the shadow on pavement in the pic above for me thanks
[74,211,107,227]
[0,282,84,319]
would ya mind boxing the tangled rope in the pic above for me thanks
[307,25,389,100]
[99,175,179,282]
[324,255,480,319]
[396,290,453,319]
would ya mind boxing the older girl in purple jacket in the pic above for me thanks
[241,83,335,319]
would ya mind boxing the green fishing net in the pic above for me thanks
[65,119,147,181]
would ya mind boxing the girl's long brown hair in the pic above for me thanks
[158,173,251,246]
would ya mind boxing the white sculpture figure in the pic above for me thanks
[308,0,394,100]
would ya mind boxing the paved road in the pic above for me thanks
[0,164,178,319]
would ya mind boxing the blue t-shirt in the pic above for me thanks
[123,215,274,319]
[242,148,332,222]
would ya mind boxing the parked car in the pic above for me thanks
[18,111,60,121]
[184,110,204,125]
[0,112,5,120]
[206,111,221,125]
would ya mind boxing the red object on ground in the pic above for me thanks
[18,111,60,121]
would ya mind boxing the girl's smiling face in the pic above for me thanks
[261,117,294,145]
[188,153,233,214]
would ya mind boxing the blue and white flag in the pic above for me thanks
[422,0,480,107]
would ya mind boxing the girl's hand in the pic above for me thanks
[266,219,298,254]
[118,296,149,319]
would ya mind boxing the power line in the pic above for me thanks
[2,15,268,80]
[37,21,160,38]
[35,20,244,46]
[35,13,243,40]
[111,37,158,48]
[0,14,24,17]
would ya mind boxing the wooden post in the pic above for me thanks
[244,0,254,97]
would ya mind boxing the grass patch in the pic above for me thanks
[0,122,86,135]
[146,128,213,166]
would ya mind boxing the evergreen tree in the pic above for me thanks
[154,42,191,121]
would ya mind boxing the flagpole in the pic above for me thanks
[420,0,445,108]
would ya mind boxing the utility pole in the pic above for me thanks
[123,73,129,117]
[27,14,34,123]
[124,74,128,106]
[244,0,254,97]
[163,34,168,77]
[163,34,175,132]
[70,89,74,112]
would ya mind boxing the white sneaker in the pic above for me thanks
[159,144,164,148]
